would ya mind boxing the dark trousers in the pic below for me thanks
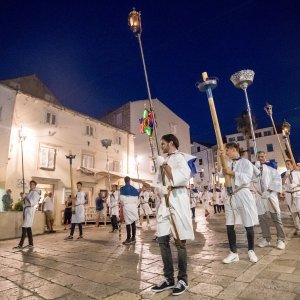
[227,225,254,253]
[64,208,72,225]
[126,221,136,240]
[214,205,218,213]
[220,205,225,212]
[111,215,118,230]
[70,223,83,237]
[191,207,195,218]
[19,227,33,246]
[158,235,188,284]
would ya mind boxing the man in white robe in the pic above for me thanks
[151,134,194,297]
[283,159,300,235]
[107,185,120,233]
[189,184,198,219]
[222,142,259,264]
[65,182,88,240]
[138,185,152,228]
[120,176,139,245]
[253,151,285,249]
[14,180,40,249]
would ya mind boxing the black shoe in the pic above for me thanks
[152,236,158,242]
[122,238,131,245]
[64,236,73,240]
[77,236,83,240]
[172,280,188,296]
[151,278,175,293]
[13,245,23,249]
[130,238,136,244]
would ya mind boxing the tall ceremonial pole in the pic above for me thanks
[197,72,233,196]
[264,103,286,161]
[230,70,257,156]
[128,8,161,171]
[282,120,297,169]
[66,151,76,214]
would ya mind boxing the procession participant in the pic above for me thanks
[138,185,152,228]
[253,151,285,249]
[219,183,225,212]
[222,142,259,264]
[107,185,120,233]
[200,186,210,217]
[189,184,198,219]
[13,180,40,249]
[65,182,88,240]
[119,176,139,245]
[283,159,300,235]
[63,195,72,230]
[209,184,221,214]
[151,134,194,296]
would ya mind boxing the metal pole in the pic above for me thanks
[20,139,25,194]
[269,115,286,161]
[106,148,111,191]
[242,86,257,156]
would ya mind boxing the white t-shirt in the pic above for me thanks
[43,196,54,211]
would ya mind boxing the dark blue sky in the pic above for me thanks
[1,1,299,159]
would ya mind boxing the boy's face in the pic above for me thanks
[285,161,293,170]
[77,184,82,191]
[257,152,266,163]
[226,147,236,159]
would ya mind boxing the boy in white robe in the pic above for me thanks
[107,185,120,233]
[14,180,40,249]
[138,185,152,228]
[283,159,300,235]
[222,143,259,264]
[253,151,285,249]
[120,176,139,245]
[151,134,194,297]
[65,182,88,240]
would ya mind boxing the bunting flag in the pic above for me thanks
[180,152,198,176]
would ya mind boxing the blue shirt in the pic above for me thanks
[95,197,104,211]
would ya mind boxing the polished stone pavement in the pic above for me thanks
[0,206,300,300]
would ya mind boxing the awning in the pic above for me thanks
[78,167,153,186]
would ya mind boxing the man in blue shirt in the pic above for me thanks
[95,192,106,227]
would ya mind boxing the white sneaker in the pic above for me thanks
[258,238,271,248]
[223,252,239,264]
[276,240,285,250]
[248,250,258,263]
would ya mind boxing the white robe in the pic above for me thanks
[139,191,152,216]
[200,191,210,209]
[119,185,139,225]
[156,151,195,240]
[209,189,221,205]
[23,189,40,228]
[107,191,120,217]
[190,190,198,208]
[284,170,300,212]
[225,158,259,227]
[71,191,86,223]
[252,163,282,214]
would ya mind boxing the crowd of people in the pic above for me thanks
[6,133,300,297]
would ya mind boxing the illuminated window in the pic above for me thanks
[82,154,94,168]
[39,146,56,170]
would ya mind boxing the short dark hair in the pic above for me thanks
[124,176,130,184]
[225,142,239,152]
[76,182,82,186]
[285,159,292,164]
[257,150,266,155]
[161,134,179,149]
[30,180,37,185]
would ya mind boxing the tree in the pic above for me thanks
[236,111,257,161]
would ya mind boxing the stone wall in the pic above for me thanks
[0,211,45,240]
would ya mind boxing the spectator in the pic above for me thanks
[95,191,106,227]
[42,192,55,233]
[2,189,13,211]
[64,195,72,230]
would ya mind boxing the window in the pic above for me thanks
[237,136,244,141]
[228,137,236,142]
[170,123,177,135]
[46,112,56,125]
[250,147,254,155]
[197,146,201,152]
[116,112,123,127]
[39,146,56,170]
[264,130,272,136]
[0,106,2,121]
[113,160,122,172]
[82,154,94,168]
[114,135,122,145]
[199,159,203,165]
[255,132,262,138]
[267,144,274,152]
[86,125,94,137]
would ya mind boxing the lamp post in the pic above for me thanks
[230,69,257,156]
[282,121,297,169]
[128,8,161,165]
[18,127,26,194]
[135,154,141,189]
[101,139,112,191]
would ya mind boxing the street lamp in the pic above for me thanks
[135,154,141,189]
[230,69,257,156]
[18,127,26,194]
[101,139,112,191]
[128,8,161,166]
